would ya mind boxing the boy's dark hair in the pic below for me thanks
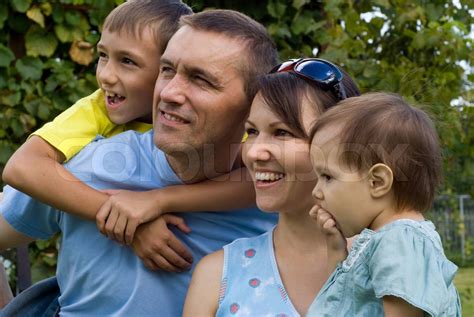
[103,0,193,54]
[258,68,361,138]
[180,9,278,102]
[310,92,442,212]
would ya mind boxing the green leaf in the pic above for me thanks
[54,24,84,42]
[11,118,25,137]
[425,4,443,21]
[373,0,391,9]
[16,56,44,80]
[412,31,427,49]
[0,74,6,88]
[0,2,8,28]
[267,0,286,18]
[26,6,45,28]
[65,11,83,27]
[0,44,15,67]
[0,141,16,164]
[291,11,315,35]
[10,0,32,13]
[24,97,40,115]
[25,25,58,57]
[7,13,29,33]
[1,91,21,107]
[292,0,310,10]
[38,101,51,120]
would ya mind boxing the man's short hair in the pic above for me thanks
[103,0,193,54]
[180,9,279,102]
[310,92,442,212]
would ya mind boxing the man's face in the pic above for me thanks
[153,26,249,156]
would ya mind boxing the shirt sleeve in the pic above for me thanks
[0,185,61,239]
[31,89,116,162]
[367,225,458,316]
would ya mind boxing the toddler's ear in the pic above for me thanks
[367,163,393,198]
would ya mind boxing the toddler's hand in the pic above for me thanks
[309,205,347,266]
[96,189,165,245]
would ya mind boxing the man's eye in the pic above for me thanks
[193,75,211,86]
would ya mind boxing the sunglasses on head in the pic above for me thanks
[271,58,347,101]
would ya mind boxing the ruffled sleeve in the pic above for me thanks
[366,223,459,316]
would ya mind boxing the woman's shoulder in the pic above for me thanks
[224,229,272,251]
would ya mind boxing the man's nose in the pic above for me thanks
[158,75,186,105]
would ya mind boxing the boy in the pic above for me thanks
[308,93,461,316]
[3,0,190,222]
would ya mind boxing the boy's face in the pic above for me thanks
[96,27,161,125]
[310,124,376,237]
[152,26,249,155]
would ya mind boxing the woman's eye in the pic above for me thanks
[245,128,258,136]
[275,129,293,137]
[98,52,107,59]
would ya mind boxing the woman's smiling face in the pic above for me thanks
[243,93,318,214]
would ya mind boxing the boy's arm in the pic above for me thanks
[96,167,255,244]
[0,214,34,250]
[383,296,423,317]
[182,250,223,317]
[2,136,108,221]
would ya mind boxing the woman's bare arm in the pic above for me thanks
[183,250,223,317]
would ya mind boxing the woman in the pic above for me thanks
[183,58,360,316]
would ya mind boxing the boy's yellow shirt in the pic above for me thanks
[32,89,152,162]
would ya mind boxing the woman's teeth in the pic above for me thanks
[255,172,285,181]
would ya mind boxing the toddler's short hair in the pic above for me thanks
[103,0,193,54]
[310,92,442,212]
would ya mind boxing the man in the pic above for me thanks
[0,9,278,316]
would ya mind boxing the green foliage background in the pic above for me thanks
[0,0,472,292]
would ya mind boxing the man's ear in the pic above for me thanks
[367,163,393,198]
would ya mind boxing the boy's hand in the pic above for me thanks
[96,189,166,245]
[132,214,193,272]
[309,205,348,268]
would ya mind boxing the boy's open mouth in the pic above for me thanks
[106,93,126,107]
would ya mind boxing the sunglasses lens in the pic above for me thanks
[294,60,342,84]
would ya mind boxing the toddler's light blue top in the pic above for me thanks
[1,130,277,316]
[217,228,300,316]
[307,220,461,317]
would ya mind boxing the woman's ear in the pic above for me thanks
[367,163,393,198]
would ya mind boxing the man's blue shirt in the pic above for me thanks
[1,130,277,316]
